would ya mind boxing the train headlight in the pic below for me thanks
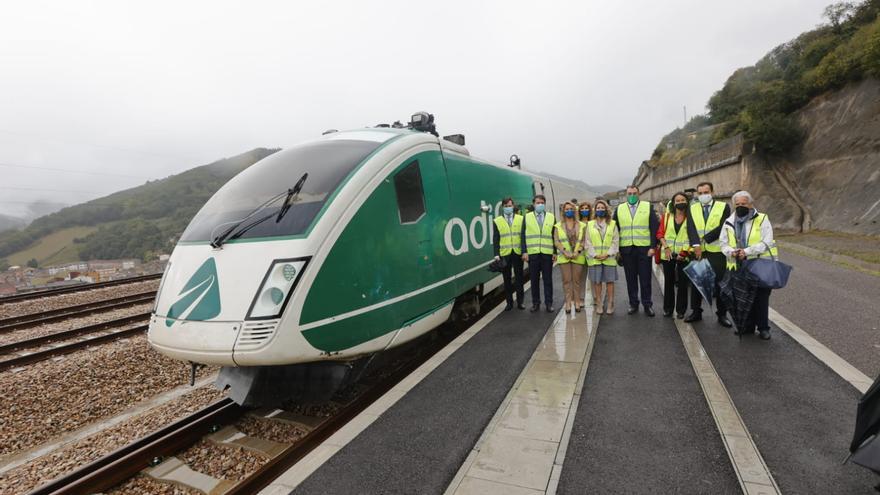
[246,258,309,320]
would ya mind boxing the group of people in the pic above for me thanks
[491,181,777,340]
[492,194,618,315]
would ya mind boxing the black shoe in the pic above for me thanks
[517,304,526,310]
[575,307,582,313]
[759,329,771,340]
[505,303,513,311]
[676,313,685,319]
[663,311,673,317]
[644,306,655,317]
[530,305,540,312]
[546,305,554,313]
[627,306,639,315]
[684,312,702,323]
[717,314,733,328]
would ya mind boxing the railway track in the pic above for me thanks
[0,292,156,332]
[0,321,148,372]
[0,273,162,304]
[28,293,500,494]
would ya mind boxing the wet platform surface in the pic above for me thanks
[262,257,878,495]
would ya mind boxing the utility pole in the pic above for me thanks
[683,105,687,127]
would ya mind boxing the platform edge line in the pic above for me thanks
[262,284,528,495]
[654,266,780,495]
[767,307,871,394]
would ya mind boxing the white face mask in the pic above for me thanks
[698,194,712,205]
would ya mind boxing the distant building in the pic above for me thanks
[0,282,15,296]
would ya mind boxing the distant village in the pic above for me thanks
[0,255,169,296]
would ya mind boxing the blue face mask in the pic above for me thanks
[503,206,513,215]
[564,210,575,218]
[596,210,607,217]
[534,204,545,214]
[580,209,590,218]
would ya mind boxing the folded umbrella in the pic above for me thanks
[719,268,759,336]
[683,259,715,307]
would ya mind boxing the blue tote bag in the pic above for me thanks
[744,243,792,289]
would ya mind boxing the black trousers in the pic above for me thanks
[620,246,653,308]
[662,259,691,315]
[744,287,772,333]
[528,253,554,307]
[690,251,728,316]
[501,253,525,305]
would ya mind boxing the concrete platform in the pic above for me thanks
[263,276,564,494]
[260,260,879,495]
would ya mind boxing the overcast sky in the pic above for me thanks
[0,0,832,217]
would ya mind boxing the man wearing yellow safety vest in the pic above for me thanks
[521,195,557,313]
[720,190,777,340]
[493,197,526,311]
[685,182,733,327]
[613,185,659,316]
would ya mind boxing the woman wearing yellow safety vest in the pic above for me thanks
[660,192,700,318]
[492,197,526,311]
[554,201,587,313]
[577,201,592,307]
[586,199,619,315]
[720,190,777,341]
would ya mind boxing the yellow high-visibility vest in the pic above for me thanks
[724,213,779,270]
[661,214,691,261]
[494,214,523,256]
[587,220,618,267]
[524,211,556,255]
[616,201,651,247]
[690,201,726,253]
[554,221,586,265]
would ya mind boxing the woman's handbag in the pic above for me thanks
[744,244,792,289]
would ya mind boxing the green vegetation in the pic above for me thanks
[654,0,880,162]
[0,148,279,263]
[6,226,97,266]
[26,258,38,268]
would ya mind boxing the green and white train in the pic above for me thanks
[148,113,598,405]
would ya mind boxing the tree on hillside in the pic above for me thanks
[26,258,38,268]
[824,2,856,33]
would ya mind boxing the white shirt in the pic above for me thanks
[719,211,775,258]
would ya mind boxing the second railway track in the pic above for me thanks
[0,292,156,332]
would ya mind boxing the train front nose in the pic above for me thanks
[147,244,311,366]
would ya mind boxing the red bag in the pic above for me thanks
[654,212,667,265]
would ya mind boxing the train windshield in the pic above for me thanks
[180,139,382,242]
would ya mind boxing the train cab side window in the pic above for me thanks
[394,160,426,224]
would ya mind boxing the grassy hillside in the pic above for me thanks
[7,226,97,267]
[0,148,279,266]
[652,0,880,162]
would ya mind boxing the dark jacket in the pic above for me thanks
[690,201,732,244]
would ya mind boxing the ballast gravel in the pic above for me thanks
[0,279,159,319]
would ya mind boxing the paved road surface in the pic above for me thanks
[773,251,880,378]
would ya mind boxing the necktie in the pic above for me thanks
[703,205,710,220]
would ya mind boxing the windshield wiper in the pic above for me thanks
[210,174,309,248]
[276,173,308,223]
[210,190,288,248]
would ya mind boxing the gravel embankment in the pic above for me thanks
[0,280,159,319]
[0,387,223,495]
[0,334,216,457]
